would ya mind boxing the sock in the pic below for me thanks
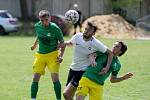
[53,81,61,99]
[31,82,38,98]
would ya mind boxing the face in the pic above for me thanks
[40,16,51,27]
[112,42,122,56]
[83,25,95,39]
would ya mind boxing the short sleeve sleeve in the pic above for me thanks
[93,38,108,53]
[112,60,121,76]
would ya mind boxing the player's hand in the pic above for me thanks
[57,42,66,49]
[31,45,37,51]
[57,57,63,63]
[99,67,109,75]
[123,72,133,80]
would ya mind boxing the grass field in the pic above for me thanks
[0,36,150,100]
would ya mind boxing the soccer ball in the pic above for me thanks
[65,10,79,24]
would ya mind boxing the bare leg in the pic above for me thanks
[76,95,85,100]
[51,73,59,82]
[51,73,61,100]
[63,83,77,100]
[33,73,41,82]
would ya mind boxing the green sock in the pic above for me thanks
[31,82,38,98]
[53,81,61,99]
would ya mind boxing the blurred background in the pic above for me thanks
[0,0,150,38]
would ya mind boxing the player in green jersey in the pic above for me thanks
[30,10,65,100]
[76,41,133,100]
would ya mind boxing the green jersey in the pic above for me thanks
[83,51,121,85]
[34,21,64,54]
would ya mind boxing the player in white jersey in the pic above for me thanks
[63,22,113,100]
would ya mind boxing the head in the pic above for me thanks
[38,10,51,27]
[112,41,127,57]
[83,22,97,40]
[73,4,78,10]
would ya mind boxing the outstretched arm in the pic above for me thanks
[64,41,73,46]
[110,72,133,83]
[31,37,38,51]
[57,41,66,63]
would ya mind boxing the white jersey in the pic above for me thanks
[69,32,107,71]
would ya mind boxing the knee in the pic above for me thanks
[63,91,71,99]
[33,73,41,82]
[63,92,68,99]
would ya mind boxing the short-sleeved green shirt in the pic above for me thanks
[83,51,121,85]
[34,21,64,54]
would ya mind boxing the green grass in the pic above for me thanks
[0,36,150,100]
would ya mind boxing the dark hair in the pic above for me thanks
[118,41,127,56]
[87,22,97,32]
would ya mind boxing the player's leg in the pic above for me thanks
[76,77,89,100]
[88,80,103,100]
[63,70,85,100]
[73,23,78,34]
[63,69,76,100]
[31,73,41,99]
[31,53,46,99]
[47,51,61,100]
[51,73,61,100]
[63,83,77,100]
[76,95,85,100]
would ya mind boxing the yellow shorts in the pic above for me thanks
[76,77,103,100]
[32,51,60,75]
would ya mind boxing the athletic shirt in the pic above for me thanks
[69,33,107,71]
[83,51,121,85]
[34,21,64,54]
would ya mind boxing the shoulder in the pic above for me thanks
[91,37,100,43]
[76,32,83,36]
[73,32,83,38]
[34,21,41,28]
[112,57,121,69]
[96,51,106,56]
[91,37,105,46]
[50,22,59,28]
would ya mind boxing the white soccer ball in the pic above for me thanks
[65,10,79,24]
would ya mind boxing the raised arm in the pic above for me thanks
[110,72,133,83]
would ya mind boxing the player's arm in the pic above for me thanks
[64,40,73,46]
[31,37,38,51]
[64,33,77,46]
[89,53,97,67]
[94,39,113,74]
[100,49,113,74]
[110,72,133,83]
[57,40,66,63]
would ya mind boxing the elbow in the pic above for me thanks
[109,51,113,56]
[106,49,113,56]
[110,79,116,83]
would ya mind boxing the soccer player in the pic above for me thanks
[30,10,65,100]
[76,41,133,100]
[63,22,113,100]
